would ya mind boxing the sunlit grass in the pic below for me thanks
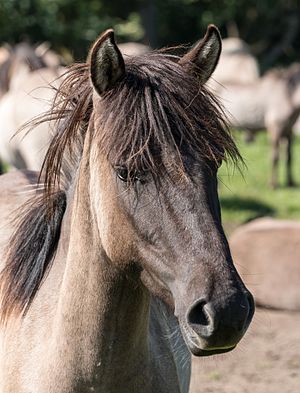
[219,131,300,233]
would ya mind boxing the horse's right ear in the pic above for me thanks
[179,25,222,85]
[89,29,125,96]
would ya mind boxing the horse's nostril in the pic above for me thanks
[186,300,216,338]
[187,300,209,326]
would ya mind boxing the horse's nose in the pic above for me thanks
[186,292,254,348]
[187,300,217,338]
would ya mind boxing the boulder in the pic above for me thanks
[230,218,300,310]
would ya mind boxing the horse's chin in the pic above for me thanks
[179,321,236,357]
[188,343,236,357]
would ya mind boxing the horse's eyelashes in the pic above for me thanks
[115,167,148,184]
[116,167,129,182]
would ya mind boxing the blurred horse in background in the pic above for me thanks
[208,37,259,143]
[0,46,9,68]
[0,42,64,171]
[119,42,151,57]
[293,108,300,135]
[0,42,48,98]
[0,46,5,173]
[215,63,300,188]
[212,37,260,86]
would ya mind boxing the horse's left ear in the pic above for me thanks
[179,25,222,85]
[89,29,125,95]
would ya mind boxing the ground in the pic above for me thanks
[190,308,300,393]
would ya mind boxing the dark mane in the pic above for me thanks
[0,192,66,323]
[95,53,240,175]
[0,64,90,323]
[0,51,240,323]
[41,51,240,195]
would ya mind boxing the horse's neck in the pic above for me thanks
[0,143,189,392]
[44,162,153,392]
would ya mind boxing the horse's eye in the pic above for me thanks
[115,166,147,184]
[116,167,129,182]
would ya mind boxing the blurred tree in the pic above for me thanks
[0,0,299,67]
[153,0,300,69]
[0,0,143,59]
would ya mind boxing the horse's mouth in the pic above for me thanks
[179,321,236,357]
[186,341,236,357]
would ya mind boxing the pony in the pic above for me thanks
[0,26,254,392]
[0,42,65,171]
[0,46,9,68]
[119,42,151,57]
[0,42,48,98]
[0,66,64,170]
[211,37,260,85]
[0,42,64,98]
[216,63,300,188]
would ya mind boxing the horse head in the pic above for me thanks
[86,26,254,356]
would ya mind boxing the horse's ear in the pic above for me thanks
[179,25,221,85]
[89,29,125,95]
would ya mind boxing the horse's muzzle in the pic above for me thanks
[179,291,255,356]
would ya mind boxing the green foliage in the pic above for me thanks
[115,12,144,41]
[0,0,143,59]
[219,132,300,234]
[154,0,300,68]
[1,0,300,66]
